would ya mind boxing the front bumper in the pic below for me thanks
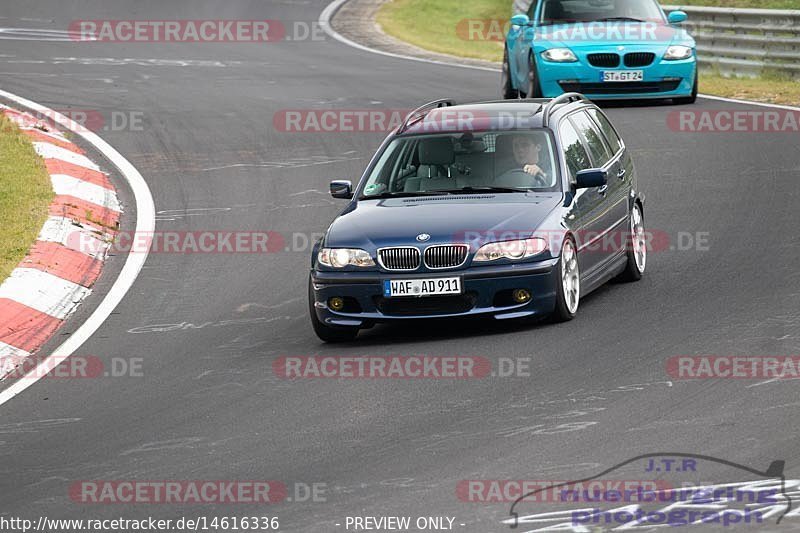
[537,52,696,100]
[311,259,560,327]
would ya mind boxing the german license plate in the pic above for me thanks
[602,70,644,82]
[383,277,462,297]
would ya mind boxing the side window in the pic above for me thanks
[587,108,623,155]
[570,111,612,166]
[527,0,539,18]
[559,119,592,182]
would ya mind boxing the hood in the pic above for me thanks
[535,22,692,48]
[326,193,562,250]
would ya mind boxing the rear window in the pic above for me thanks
[587,108,623,155]
[569,111,612,167]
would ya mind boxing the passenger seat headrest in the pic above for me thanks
[418,137,455,166]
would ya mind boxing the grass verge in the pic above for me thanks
[0,113,54,282]
[377,0,800,106]
[376,0,508,62]
[676,0,798,8]
[701,73,800,106]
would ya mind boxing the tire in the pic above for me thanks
[308,278,359,342]
[526,53,544,99]
[617,203,646,282]
[674,71,698,104]
[501,46,519,100]
[552,237,580,322]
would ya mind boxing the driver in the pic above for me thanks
[512,135,547,179]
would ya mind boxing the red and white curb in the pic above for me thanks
[0,88,153,406]
[0,106,121,376]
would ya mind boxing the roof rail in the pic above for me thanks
[542,93,589,128]
[398,99,456,133]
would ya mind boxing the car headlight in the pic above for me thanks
[473,238,549,262]
[541,48,578,63]
[664,45,693,60]
[318,248,375,268]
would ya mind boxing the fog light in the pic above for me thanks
[329,297,345,311]
[512,289,532,304]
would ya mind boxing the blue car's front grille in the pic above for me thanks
[424,245,468,269]
[588,53,620,68]
[624,52,656,67]
[378,247,421,270]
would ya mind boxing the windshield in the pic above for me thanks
[359,131,559,198]
[539,0,665,24]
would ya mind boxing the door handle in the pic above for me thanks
[598,184,608,196]
[617,168,627,180]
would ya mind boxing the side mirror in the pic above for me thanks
[330,180,353,199]
[668,10,688,24]
[511,14,531,27]
[575,169,607,189]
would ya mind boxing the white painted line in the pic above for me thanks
[0,268,92,319]
[318,0,499,73]
[33,141,100,170]
[0,88,156,406]
[37,216,110,260]
[50,174,121,211]
[696,93,800,112]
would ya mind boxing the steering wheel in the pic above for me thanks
[496,168,549,189]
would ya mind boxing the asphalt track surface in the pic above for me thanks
[1,1,799,531]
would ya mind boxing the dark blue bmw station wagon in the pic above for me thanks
[309,94,646,342]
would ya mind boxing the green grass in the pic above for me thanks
[377,0,800,106]
[0,114,54,282]
[701,72,800,106]
[674,0,798,8]
[377,0,509,62]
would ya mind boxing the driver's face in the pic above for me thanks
[512,136,541,165]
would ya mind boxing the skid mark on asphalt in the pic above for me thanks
[0,418,82,434]
[119,437,205,456]
[155,201,335,221]
[236,298,302,313]
[201,155,362,171]
[155,206,235,221]
[0,28,79,41]
[289,189,328,197]
[3,57,272,68]
[126,315,300,334]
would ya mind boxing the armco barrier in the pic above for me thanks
[512,1,800,79]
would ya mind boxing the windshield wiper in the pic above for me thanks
[594,17,646,22]
[360,191,454,200]
[434,186,532,194]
